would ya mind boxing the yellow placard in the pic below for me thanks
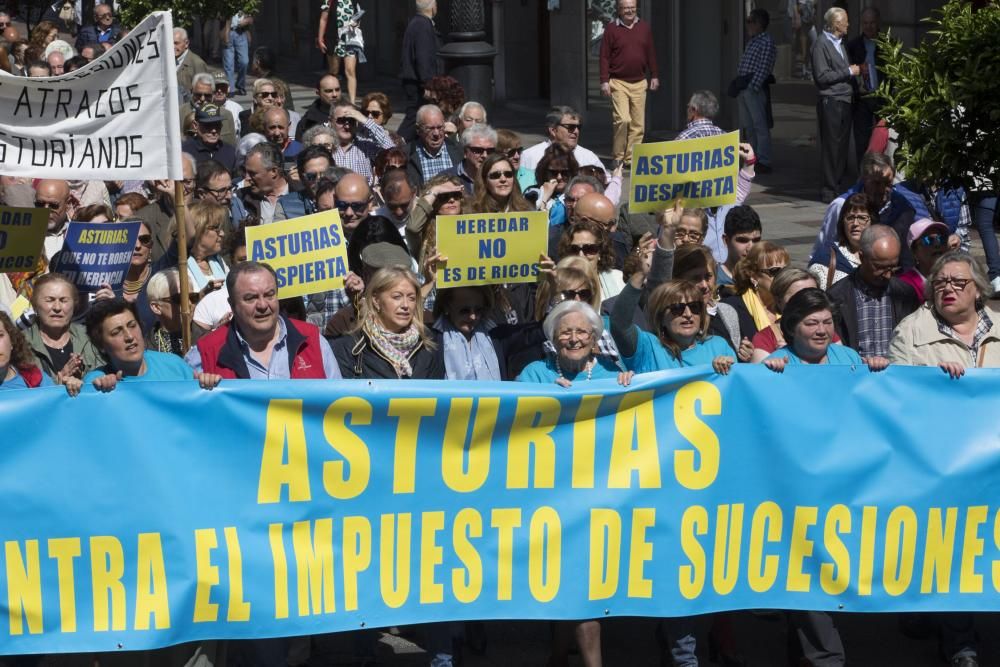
[245,209,349,299]
[0,207,48,274]
[435,211,548,287]
[628,131,741,213]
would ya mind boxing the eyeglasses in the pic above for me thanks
[931,276,972,292]
[666,301,705,317]
[918,233,947,247]
[507,147,523,158]
[560,288,593,302]
[257,91,278,99]
[334,116,357,127]
[192,92,212,101]
[487,170,514,181]
[199,124,221,134]
[675,229,704,241]
[760,266,785,278]
[161,292,202,305]
[845,213,871,223]
[137,234,153,247]
[335,199,370,214]
[550,169,571,179]
[558,123,581,133]
[0,22,10,28]
[34,200,62,210]
[557,328,593,341]
[200,185,231,197]
[869,263,900,276]
[366,109,382,119]
[466,146,495,156]
[569,243,601,256]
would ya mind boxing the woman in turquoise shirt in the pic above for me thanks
[611,262,735,374]
[763,288,889,372]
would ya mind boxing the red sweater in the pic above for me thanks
[600,18,659,83]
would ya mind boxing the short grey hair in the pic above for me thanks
[303,125,337,145]
[565,174,604,196]
[192,72,215,90]
[688,90,719,119]
[824,7,846,30]
[237,133,268,169]
[247,142,284,173]
[543,300,604,345]
[173,27,189,42]
[416,0,435,10]
[927,251,994,302]
[146,268,180,302]
[416,104,444,126]
[458,101,487,121]
[460,123,497,148]
[859,224,899,258]
[545,105,581,129]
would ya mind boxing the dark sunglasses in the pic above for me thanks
[137,234,153,247]
[334,116,357,127]
[435,191,464,204]
[918,233,947,247]
[366,109,382,119]
[487,170,514,181]
[335,199,369,213]
[466,146,495,156]
[163,292,202,305]
[561,288,593,302]
[257,91,279,99]
[559,123,581,133]
[192,92,212,101]
[666,301,705,317]
[760,266,785,278]
[507,147,523,158]
[550,169,571,179]
[302,171,325,182]
[34,200,61,210]
[569,243,601,256]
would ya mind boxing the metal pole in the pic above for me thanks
[174,182,192,352]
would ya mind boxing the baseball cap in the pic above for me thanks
[906,218,949,246]
[360,243,412,270]
[213,71,230,88]
[195,104,224,124]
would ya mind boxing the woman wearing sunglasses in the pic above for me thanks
[529,144,579,215]
[469,152,531,214]
[557,219,625,301]
[361,92,392,127]
[897,218,953,304]
[721,241,790,339]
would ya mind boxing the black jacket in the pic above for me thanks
[182,138,236,173]
[331,330,445,379]
[404,138,463,188]
[400,14,440,83]
[489,321,545,381]
[827,271,920,352]
[295,98,332,143]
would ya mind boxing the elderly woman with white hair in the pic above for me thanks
[517,300,632,387]
[889,250,1000,378]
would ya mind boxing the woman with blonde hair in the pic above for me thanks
[722,241,790,338]
[331,267,443,379]
[185,201,229,291]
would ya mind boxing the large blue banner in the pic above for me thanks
[1,366,999,654]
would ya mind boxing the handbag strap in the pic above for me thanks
[826,247,837,291]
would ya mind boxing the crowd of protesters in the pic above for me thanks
[0,2,998,667]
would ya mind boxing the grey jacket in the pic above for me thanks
[811,33,856,101]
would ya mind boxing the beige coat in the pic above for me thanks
[888,304,1000,368]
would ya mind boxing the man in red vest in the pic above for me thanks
[186,261,341,380]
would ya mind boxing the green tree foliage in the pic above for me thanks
[877,0,1000,192]
[118,0,261,30]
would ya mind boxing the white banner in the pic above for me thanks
[0,11,182,180]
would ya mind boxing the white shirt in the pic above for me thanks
[520,141,605,173]
[193,287,231,330]
[222,99,244,134]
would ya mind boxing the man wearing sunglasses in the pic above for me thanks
[75,3,119,53]
[273,145,333,222]
[328,100,395,185]
[519,105,604,193]
[182,104,237,173]
[296,74,342,142]
[828,224,919,357]
[174,27,209,103]
[333,173,374,236]
[440,123,497,195]
[178,73,238,147]
[34,180,72,261]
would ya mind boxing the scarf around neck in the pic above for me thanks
[742,288,774,332]
[364,313,421,377]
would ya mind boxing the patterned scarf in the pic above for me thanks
[363,313,421,377]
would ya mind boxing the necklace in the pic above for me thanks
[556,355,595,381]
[123,265,151,295]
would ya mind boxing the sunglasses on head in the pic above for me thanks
[487,169,514,181]
[560,288,593,302]
[335,199,369,213]
[666,301,704,317]
[569,243,601,256]
[918,233,946,247]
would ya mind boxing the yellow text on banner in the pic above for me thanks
[629,131,740,213]
[246,210,349,299]
[0,207,48,274]
[435,211,548,287]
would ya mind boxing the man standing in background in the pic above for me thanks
[599,0,659,170]
[399,0,440,142]
[736,9,776,173]
[848,7,884,166]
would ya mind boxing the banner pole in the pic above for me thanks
[175,182,193,352]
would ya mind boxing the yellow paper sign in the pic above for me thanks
[0,207,49,274]
[629,131,741,213]
[245,209,349,299]
[435,211,548,287]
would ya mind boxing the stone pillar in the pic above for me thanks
[491,0,506,105]
[439,0,498,111]
[547,2,587,114]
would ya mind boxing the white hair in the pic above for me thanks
[146,268,180,302]
[416,0,435,11]
[543,300,604,344]
[824,7,846,30]
[173,27,189,41]
[44,40,75,60]
[460,123,497,148]
[459,101,487,121]
[192,72,215,90]
[416,104,444,126]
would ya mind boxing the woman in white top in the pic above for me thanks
[185,201,230,292]
[808,192,876,290]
